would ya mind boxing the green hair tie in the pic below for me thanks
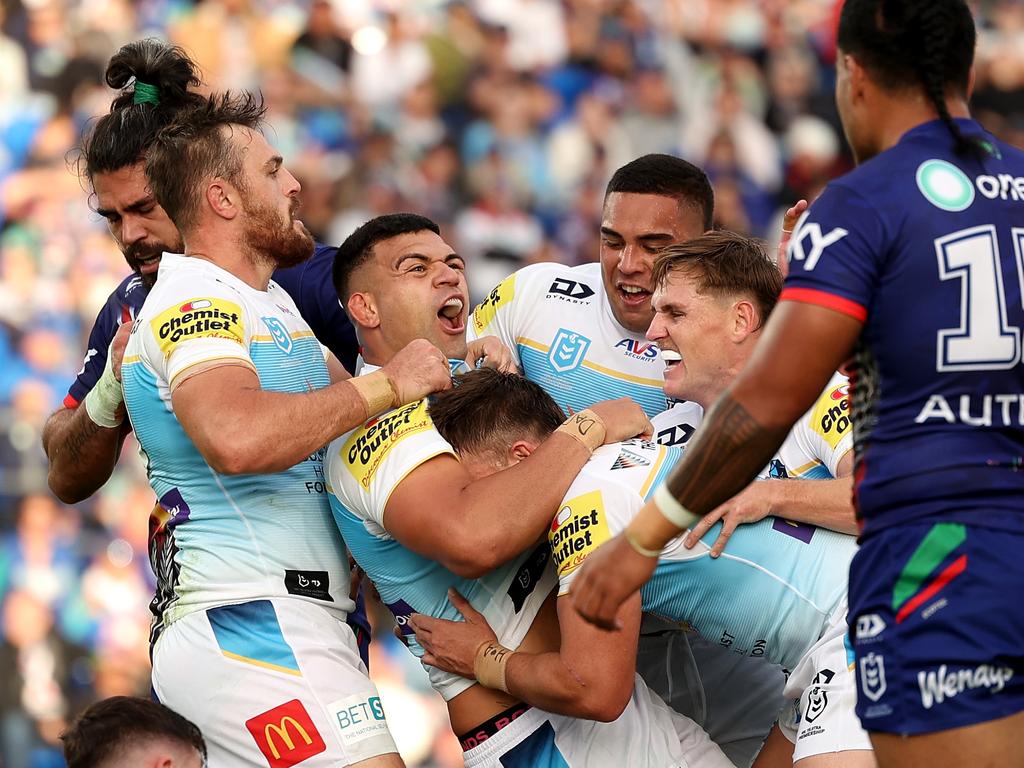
[133,81,160,106]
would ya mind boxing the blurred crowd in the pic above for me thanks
[0,0,1022,764]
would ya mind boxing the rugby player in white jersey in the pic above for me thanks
[410,369,859,767]
[121,96,452,766]
[324,214,727,767]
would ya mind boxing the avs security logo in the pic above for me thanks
[804,668,834,723]
[917,159,975,212]
[245,699,326,768]
[547,278,595,303]
[615,339,659,362]
[151,298,245,355]
[262,317,293,354]
[860,652,887,702]
[548,329,590,373]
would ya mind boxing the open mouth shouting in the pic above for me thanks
[437,295,466,334]
[659,348,682,372]
[616,282,652,309]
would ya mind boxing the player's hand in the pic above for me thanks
[409,588,497,679]
[777,199,808,278]
[465,336,518,373]
[571,533,657,630]
[383,339,452,404]
[111,321,133,382]
[590,398,654,443]
[683,481,774,557]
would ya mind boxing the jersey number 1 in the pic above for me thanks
[936,225,1024,371]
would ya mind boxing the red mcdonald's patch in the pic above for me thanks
[245,699,327,768]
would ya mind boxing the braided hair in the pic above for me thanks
[78,38,206,179]
[837,0,982,157]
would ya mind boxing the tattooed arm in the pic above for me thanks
[43,407,131,503]
[571,301,863,629]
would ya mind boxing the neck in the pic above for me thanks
[871,91,971,159]
[185,228,274,291]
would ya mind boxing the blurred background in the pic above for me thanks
[0,0,1021,764]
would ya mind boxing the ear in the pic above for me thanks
[966,64,976,100]
[844,53,869,104]
[205,178,239,222]
[732,299,760,341]
[347,292,380,330]
[509,439,538,463]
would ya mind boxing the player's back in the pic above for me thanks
[554,440,856,670]
[784,119,1024,535]
[469,261,668,417]
[122,254,352,641]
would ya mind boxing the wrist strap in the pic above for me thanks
[625,530,662,558]
[83,348,124,428]
[474,640,512,694]
[349,370,397,418]
[653,484,701,530]
[555,409,606,452]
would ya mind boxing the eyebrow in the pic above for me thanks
[600,226,675,242]
[95,195,156,218]
[263,155,283,172]
[395,252,464,269]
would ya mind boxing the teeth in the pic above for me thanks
[660,350,682,363]
[621,286,646,295]
[440,298,464,319]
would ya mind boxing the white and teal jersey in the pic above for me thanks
[469,262,667,418]
[553,439,856,671]
[122,254,352,642]
[325,394,556,701]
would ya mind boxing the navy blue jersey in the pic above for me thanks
[783,119,1024,536]
[64,243,358,407]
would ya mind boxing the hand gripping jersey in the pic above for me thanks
[65,244,358,409]
[469,262,668,418]
[782,119,1024,536]
[555,436,857,672]
[324,386,556,701]
[122,254,354,644]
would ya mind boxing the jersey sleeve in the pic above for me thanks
[326,399,456,529]
[781,182,890,322]
[467,271,522,367]
[796,375,853,477]
[65,293,123,407]
[141,277,254,391]
[550,479,640,597]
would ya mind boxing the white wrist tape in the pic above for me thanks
[83,347,124,428]
[652,484,701,531]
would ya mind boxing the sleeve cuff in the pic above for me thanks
[780,287,868,323]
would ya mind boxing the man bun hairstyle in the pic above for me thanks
[837,0,981,157]
[79,38,206,179]
[605,154,715,230]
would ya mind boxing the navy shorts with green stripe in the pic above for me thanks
[848,521,1024,735]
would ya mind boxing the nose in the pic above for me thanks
[120,214,147,246]
[434,261,461,286]
[619,243,645,276]
[646,312,667,341]
[282,167,301,197]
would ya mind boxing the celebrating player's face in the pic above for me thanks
[355,230,469,361]
[599,192,704,334]
[647,271,739,408]
[92,163,183,288]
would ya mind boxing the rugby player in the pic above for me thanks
[323,215,729,767]
[414,234,871,768]
[121,99,450,766]
[572,2,1024,766]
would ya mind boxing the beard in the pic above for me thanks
[242,196,315,271]
[124,238,180,289]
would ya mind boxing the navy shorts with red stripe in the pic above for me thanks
[848,520,1024,735]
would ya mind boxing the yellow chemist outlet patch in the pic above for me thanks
[549,490,611,578]
[343,400,433,489]
[151,298,245,356]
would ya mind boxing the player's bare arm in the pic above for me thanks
[384,398,653,578]
[573,301,863,629]
[412,588,640,722]
[173,338,451,475]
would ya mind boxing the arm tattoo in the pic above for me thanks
[664,393,790,515]
[61,411,106,464]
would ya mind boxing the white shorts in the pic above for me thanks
[779,602,873,761]
[462,674,731,768]
[638,618,786,768]
[152,598,398,767]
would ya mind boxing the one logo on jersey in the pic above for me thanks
[916,159,975,212]
[611,448,651,470]
[151,298,245,355]
[975,172,1024,202]
[656,423,696,448]
[385,599,415,637]
[859,653,887,702]
[811,385,851,449]
[855,613,886,643]
[125,276,144,295]
[245,699,326,768]
[789,221,848,272]
[329,693,390,750]
[547,279,595,302]
[548,329,590,373]
[472,275,515,334]
[767,459,789,479]
[262,316,293,354]
[805,668,834,723]
[549,491,612,578]
[342,400,433,489]
[284,570,332,602]
[615,339,659,361]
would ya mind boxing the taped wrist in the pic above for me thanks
[555,409,606,452]
[83,349,124,428]
[652,484,701,531]
[474,640,512,693]
[349,370,398,418]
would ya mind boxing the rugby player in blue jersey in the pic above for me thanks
[573,2,1024,766]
